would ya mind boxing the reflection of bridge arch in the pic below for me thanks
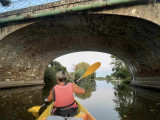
[0,13,160,88]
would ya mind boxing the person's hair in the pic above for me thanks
[56,71,67,82]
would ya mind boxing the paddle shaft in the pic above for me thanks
[76,76,83,82]
[75,62,101,83]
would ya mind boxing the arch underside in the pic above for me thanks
[0,14,160,88]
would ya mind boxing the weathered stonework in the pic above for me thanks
[0,0,105,18]
[0,22,34,40]
[0,1,160,89]
[95,3,160,26]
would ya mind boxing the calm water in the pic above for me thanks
[0,80,160,120]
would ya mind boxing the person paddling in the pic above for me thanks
[46,71,85,117]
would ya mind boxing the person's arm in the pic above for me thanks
[72,83,85,94]
[46,89,53,102]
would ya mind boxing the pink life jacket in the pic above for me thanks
[54,83,77,109]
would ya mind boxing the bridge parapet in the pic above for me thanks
[0,0,155,24]
[95,2,160,26]
[0,0,104,18]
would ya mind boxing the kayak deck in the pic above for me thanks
[46,116,83,120]
[36,100,95,120]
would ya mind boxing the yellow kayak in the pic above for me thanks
[29,100,96,120]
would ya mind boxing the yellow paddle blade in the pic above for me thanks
[28,106,41,113]
[82,62,101,78]
[28,106,41,117]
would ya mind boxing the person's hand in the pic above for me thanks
[44,98,49,105]
[74,79,78,84]
[72,82,85,94]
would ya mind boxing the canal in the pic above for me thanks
[0,80,160,120]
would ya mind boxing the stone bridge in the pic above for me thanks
[0,0,160,89]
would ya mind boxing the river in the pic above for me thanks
[0,80,160,120]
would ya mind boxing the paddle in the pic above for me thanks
[76,62,101,82]
[28,62,101,116]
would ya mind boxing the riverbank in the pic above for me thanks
[0,80,44,89]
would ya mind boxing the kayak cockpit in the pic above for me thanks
[33,100,95,120]
[46,116,83,120]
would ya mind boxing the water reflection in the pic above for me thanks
[113,84,133,119]
[75,80,96,99]
[112,83,160,120]
[0,86,43,120]
[42,83,55,99]
[1,80,160,120]
[42,80,96,100]
[124,88,160,120]
[42,78,58,99]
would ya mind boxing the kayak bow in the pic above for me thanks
[28,100,95,120]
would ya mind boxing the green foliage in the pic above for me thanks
[75,62,90,71]
[96,77,107,80]
[44,61,67,85]
[91,72,96,79]
[106,75,112,80]
[74,62,96,80]
[122,77,131,84]
[0,0,11,6]
[110,55,131,84]
[44,67,57,85]
[75,68,85,80]
[50,61,66,71]
[68,72,75,82]
[111,55,124,71]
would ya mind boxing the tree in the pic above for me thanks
[75,62,90,71]
[111,55,124,72]
[44,61,67,85]
[91,72,96,79]
[75,68,85,80]
[0,0,11,6]
[74,62,89,80]
[106,75,112,80]
[74,62,96,80]
[50,61,66,72]
[110,55,131,83]
[44,67,57,85]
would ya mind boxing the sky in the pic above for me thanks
[54,51,113,77]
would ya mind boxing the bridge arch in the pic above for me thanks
[0,14,160,88]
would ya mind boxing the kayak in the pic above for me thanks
[30,100,96,120]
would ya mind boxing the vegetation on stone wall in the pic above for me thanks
[107,55,131,84]
[0,0,11,6]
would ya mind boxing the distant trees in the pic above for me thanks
[44,61,96,85]
[74,62,96,80]
[106,75,112,80]
[109,55,131,84]
[0,0,11,6]
[43,61,96,98]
